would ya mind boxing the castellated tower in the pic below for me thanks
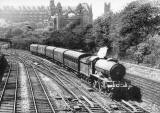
[89,4,93,24]
[56,2,63,30]
[49,0,93,30]
[50,0,56,16]
[104,2,111,17]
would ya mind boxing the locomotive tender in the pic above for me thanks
[30,44,128,96]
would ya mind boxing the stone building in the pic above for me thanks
[0,0,93,28]
[49,0,93,30]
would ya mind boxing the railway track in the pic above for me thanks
[22,61,57,113]
[125,73,160,105]
[39,59,150,113]
[27,58,127,113]
[5,53,72,113]
[17,50,149,112]
[0,62,18,113]
[27,55,153,112]
[4,49,152,112]
[36,63,110,113]
[17,52,111,113]
[3,50,109,113]
[58,67,151,113]
[21,53,147,113]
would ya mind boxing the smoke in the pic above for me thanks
[97,46,108,58]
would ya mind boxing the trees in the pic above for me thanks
[118,2,160,57]
[120,2,160,44]
[93,16,111,36]
[93,15,112,51]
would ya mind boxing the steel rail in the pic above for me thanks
[20,56,71,112]
[36,61,111,113]
[22,55,73,111]
[35,65,94,113]
[36,57,147,113]
[19,56,56,113]
[19,53,107,113]
[13,63,19,113]
[48,62,151,113]
[0,63,12,104]
[24,63,38,113]
[15,50,147,113]
[50,68,111,113]
[32,66,56,113]
[12,48,152,113]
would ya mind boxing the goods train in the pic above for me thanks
[30,44,140,100]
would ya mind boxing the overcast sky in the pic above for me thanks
[0,0,138,19]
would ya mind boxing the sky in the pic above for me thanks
[0,0,137,19]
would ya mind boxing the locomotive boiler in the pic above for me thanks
[94,59,126,81]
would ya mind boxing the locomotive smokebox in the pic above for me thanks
[95,59,126,81]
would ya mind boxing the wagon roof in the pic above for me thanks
[46,46,56,50]
[38,45,47,48]
[64,50,90,59]
[54,47,68,53]
[31,44,38,47]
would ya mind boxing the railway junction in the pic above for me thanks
[0,0,160,112]
[0,45,158,113]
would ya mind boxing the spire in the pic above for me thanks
[56,2,62,15]
[104,2,111,16]
[89,4,93,23]
[50,0,56,16]
[76,3,83,15]
[89,4,93,15]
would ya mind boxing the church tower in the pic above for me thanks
[56,2,62,15]
[104,2,111,17]
[55,2,63,30]
[50,0,56,16]
[89,4,93,24]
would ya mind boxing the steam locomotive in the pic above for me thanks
[30,44,131,100]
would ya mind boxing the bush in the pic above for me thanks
[143,54,157,66]
[137,43,151,55]
[134,51,144,64]
[11,28,24,36]
[126,46,137,60]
